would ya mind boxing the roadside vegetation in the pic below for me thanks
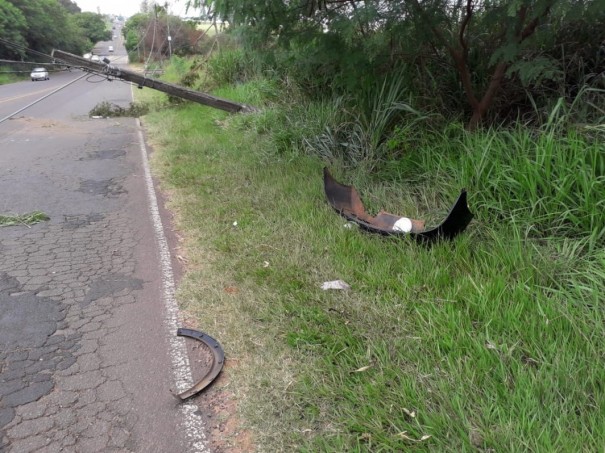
[89,101,149,118]
[0,65,23,84]
[0,0,111,60]
[0,0,112,85]
[138,0,604,451]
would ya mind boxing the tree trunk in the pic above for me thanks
[467,62,508,130]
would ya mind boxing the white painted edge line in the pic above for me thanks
[134,112,208,450]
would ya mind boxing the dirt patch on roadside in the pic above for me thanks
[195,370,255,453]
[182,320,255,452]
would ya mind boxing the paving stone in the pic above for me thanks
[5,435,49,453]
[77,432,110,451]
[0,379,28,396]
[18,402,46,421]
[2,381,54,407]
[56,356,78,371]
[97,381,126,402]
[108,427,131,449]
[52,409,76,429]
[60,370,105,391]
[7,416,54,439]
[0,407,15,430]
[47,390,79,407]
[36,288,65,298]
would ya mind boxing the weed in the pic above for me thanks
[89,101,149,118]
[0,211,49,227]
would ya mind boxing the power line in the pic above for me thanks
[0,59,63,66]
[0,37,56,63]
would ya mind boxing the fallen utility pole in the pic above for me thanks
[51,49,257,114]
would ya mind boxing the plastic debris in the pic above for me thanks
[321,280,351,291]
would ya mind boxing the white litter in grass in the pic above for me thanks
[393,217,413,233]
[321,280,351,291]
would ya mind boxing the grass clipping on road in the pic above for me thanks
[143,100,604,451]
[0,211,49,227]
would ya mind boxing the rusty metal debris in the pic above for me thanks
[176,328,225,400]
[323,168,473,241]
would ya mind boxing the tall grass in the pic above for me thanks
[407,126,605,250]
[302,75,430,171]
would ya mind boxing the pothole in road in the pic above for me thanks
[79,149,126,161]
[81,273,144,307]
[78,179,126,197]
[0,273,80,429]
[62,213,105,230]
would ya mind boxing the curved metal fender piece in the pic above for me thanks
[323,167,473,241]
[176,328,225,400]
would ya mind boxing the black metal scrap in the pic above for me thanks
[176,328,225,400]
[323,167,473,241]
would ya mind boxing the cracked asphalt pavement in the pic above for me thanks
[0,64,207,452]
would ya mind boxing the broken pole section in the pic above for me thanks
[51,49,257,114]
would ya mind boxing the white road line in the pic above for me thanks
[135,115,209,451]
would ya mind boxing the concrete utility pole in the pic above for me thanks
[51,49,257,114]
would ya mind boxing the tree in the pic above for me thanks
[186,0,603,128]
[124,11,203,62]
[0,0,28,59]
[408,0,557,129]
[58,0,80,14]
[73,12,111,44]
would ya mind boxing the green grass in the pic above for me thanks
[141,61,604,452]
[0,68,26,85]
[0,211,50,227]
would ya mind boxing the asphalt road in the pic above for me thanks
[0,39,210,452]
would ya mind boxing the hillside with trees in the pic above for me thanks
[0,0,111,60]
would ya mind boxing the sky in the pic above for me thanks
[74,0,192,18]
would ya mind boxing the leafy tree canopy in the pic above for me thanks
[73,12,111,44]
[1,0,111,61]
[123,10,203,62]
[186,0,604,127]
[0,0,28,59]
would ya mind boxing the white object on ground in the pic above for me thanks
[321,280,351,291]
[392,217,413,233]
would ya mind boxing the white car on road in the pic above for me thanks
[30,67,49,81]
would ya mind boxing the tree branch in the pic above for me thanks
[459,0,473,59]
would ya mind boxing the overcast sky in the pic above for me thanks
[74,0,191,18]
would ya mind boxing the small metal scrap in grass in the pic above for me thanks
[0,211,50,227]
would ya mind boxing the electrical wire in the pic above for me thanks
[145,12,158,68]
[0,59,62,66]
[0,37,56,63]
[0,70,66,74]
